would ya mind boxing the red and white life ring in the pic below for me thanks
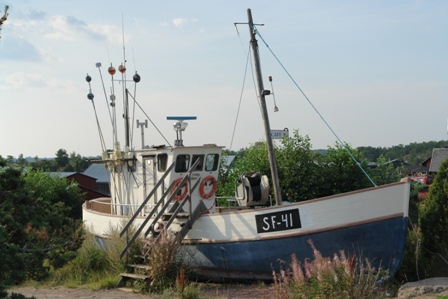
[170,178,189,201]
[199,176,218,199]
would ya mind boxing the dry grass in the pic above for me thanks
[272,239,387,299]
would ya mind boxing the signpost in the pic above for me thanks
[270,128,289,139]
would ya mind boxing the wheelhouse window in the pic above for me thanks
[192,155,204,171]
[205,154,220,171]
[158,154,168,172]
[175,154,190,172]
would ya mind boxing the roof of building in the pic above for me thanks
[50,172,76,178]
[429,148,448,173]
[83,164,110,183]
[49,172,96,180]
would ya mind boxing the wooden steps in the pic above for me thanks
[117,199,209,292]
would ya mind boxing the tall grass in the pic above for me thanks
[140,229,199,298]
[51,222,142,288]
[272,240,387,299]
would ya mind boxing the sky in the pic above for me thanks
[0,1,447,159]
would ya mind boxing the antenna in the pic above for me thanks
[167,116,197,147]
[137,119,148,149]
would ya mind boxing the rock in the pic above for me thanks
[397,277,448,298]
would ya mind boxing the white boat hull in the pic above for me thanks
[83,180,410,280]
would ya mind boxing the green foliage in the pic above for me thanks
[0,166,84,285]
[319,142,372,197]
[419,158,448,277]
[276,131,321,202]
[176,268,200,299]
[217,142,270,201]
[52,223,142,287]
[217,130,401,203]
[395,181,428,282]
[358,140,448,165]
[52,232,113,285]
[367,155,402,186]
[1,293,36,299]
[4,149,95,172]
[55,149,69,168]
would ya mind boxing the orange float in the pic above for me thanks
[170,178,188,201]
[199,176,218,199]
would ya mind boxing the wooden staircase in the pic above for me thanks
[116,159,207,291]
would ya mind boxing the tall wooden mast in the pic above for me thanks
[247,8,283,205]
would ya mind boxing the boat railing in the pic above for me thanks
[85,198,156,216]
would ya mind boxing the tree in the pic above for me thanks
[16,154,26,165]
[367,154,402,186]
[55,149,69,169]
[276,130,321,202]
[0,5,8,41]
[217,142,270,201]
[68,151,91,172]
[6,155,14,164]
[318,142,372,197]
[419,158,448,276]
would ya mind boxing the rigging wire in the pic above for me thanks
[230,47,250,151]
[236,25,264,118]
[130,85,137,147]
[97,66,113,126]
[86,76,107,152]
[90,99,107,152]
[233,24,270,150]
[126,92,172,147]
[129,46,138,147]
[230,27,253,151]
[251,24,377,187]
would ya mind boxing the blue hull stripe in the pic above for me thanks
[185,216,408,280]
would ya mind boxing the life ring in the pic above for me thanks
[170,178,188,201]
[199,176,218,199]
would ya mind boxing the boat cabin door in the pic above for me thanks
[142,155,163,213]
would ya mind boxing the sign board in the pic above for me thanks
[270,128,289,139]
[255,208,301,233]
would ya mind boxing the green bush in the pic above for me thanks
[419,159,448,277]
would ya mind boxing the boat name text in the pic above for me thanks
[255,209,301,233]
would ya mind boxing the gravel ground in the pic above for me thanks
[8,278,448,299]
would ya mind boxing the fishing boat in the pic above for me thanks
[82,9,410,281]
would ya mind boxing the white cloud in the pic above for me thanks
[1,71,79,92]
[173,18,188,27]
[87,23,129,43]
[1,72,45,90]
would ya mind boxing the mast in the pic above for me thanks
[247,8,283,205]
